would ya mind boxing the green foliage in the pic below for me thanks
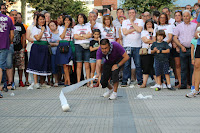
[122,0,177,13]
[27,0,88,19]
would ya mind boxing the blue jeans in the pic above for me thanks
[180,48,193,87]
[6,44,14,69]
[122,47,143,85]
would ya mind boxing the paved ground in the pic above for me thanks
[0,78,200,133]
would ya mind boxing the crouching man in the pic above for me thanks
[95,39,129,100]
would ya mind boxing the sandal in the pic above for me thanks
[2,82,8,92]
[25,81,31,86]
[89,84,93,88]
[54,83,58,87]
[0,93,3,98]
[140,84,146,88]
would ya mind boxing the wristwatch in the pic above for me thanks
[117,64,120,68]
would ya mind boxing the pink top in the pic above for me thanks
[191,19,198,24]
[173,22,197,48]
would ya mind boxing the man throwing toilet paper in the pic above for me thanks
[95,39,129,100]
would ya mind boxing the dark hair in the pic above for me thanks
[77,13,87,24]
[63,15,72,28]
[128,7,137,13]
[174,10,182,16]
[92,29,101,34]
[17,12,22,18]
[117,8,124,13]
[185,5,191,9]
[92,29,101,38]
[153,11,160,17]
[36,14,46,29]
[100,39,110,45]
[48,20,58,27]
[162,7,170,12]
[194,3,200,7]
[0,3,6,9]
[158,13,168,25]
[33,11,39,19]
[156,30,166,39]
[144,19,154,30]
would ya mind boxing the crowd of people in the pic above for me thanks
[0,2,200,99]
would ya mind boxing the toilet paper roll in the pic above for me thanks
[59,78,97,112]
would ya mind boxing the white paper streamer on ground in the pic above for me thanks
[59,78,96,112]
[135,94,152,99]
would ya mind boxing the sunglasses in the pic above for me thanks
[175,10,182,12]
[10,9,17,12]
[103,14,110,16]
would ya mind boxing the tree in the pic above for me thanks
[27,0,88,19]
[122,0,177,13]
[0,0,16,5]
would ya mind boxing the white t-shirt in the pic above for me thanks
[113,19,121,29]
[32,26,51,41]
[141,30,153,54]
[168,18,175,25]
[86,22,103,40]
[122,18,144,47]
[101,26,116,42]
[26,24,34,52]
[86,22,103,31]
[73,24,92,44]
[58,26,74,41]
[153,24,173,47]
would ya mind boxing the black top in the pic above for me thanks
[151,41,171,61]
[90,40,99,59]
[13,22,26,51]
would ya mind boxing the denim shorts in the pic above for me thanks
[6,44,14,69]
[90,58,96,63]
[75,44,90,62]
[0,49,8,70]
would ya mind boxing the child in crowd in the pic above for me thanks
[151,30,175,91]
[192,3,200,19]
[185,37,199,97]
[89,29,101,88]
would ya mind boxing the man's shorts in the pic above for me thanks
[0,49,8,70]
[13,50,25,70]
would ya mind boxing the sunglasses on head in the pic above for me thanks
[175,10,182,12]
[103,14,110,16]
[10,9,17,12]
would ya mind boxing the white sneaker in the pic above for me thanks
[150,84,159,89]
[162,83,167,89]
[40,84,51,88]
[186,90,199,98]
[127,78,131,86]
[103,89,113,98]
[27,83,34,90]
[109,92,117,100]
[33,83,40,89]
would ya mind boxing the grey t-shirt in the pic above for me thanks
[151,41,170,61]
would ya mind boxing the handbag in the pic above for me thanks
[59,45,69,53]
[59,28,72,53]
[44,32,52,55]
[139,48,148,55]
